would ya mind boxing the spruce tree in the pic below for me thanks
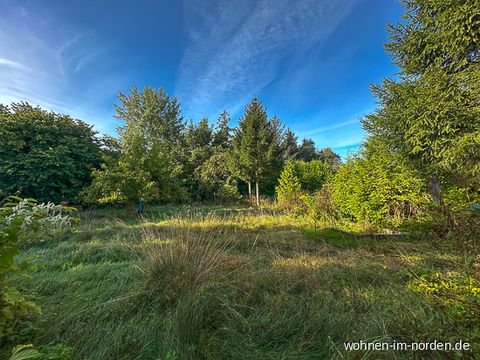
[362,0,480,206]
[282,128,299,161]
[212,111,232,150]
[232,98,277,205]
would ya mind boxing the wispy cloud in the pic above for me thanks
[299,119,360,137]
[0,57,27,69]
[176,0,359,119]
[0,3,123,134]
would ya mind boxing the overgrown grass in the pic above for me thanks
[2,205,478,359]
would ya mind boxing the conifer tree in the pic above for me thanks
[282,128,299,161]
[276,161,301,208]
[232,98,277,205]
[212,111,231,150]
[363,0,480,206]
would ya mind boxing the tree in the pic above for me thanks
[276,159,331,208]
[185,118,214,200]
[362,0,480,207]
[231,98,278,205]
[212,111,232,150]
[0,102,101,203]
[198,152,240,203]
[98,135,121,166]
[281,128,299,161]
[263,115,286,197]
[318,147,341,172]
[297,138,317,162]
[87,86,187,204]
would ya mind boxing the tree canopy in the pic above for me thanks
[0,102,101,203]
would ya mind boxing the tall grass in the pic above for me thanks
[140,215,238,303]
[3,205,478,359]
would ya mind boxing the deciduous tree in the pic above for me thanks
[0,102,101,203]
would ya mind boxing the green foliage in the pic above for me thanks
[332,141,430,227]
[184,113,240,202]
[212,111,232,149]
[184,119,214,200]
[0,196,75,341]
[232,98,284,204]
[363,0,480,203]
[198,153,240,203]
[294,160,331,193]
[280,128,298,161]
[9,344,73,360]
[299,184,338,229]
[0,103,101,203]
[386,0,480,75]
[276,162,301,208]
[297,138,316,162]
[409,272,480,323]
[276,160,332,209]
[85,87,188,204]
[9,344,40,360]
[444,186,477,211]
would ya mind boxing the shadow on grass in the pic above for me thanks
[304,227,406,248]
[80,204,284,223]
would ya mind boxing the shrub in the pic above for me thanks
[299,183,339,229]
[276,160,331,209]
[276,161,301,209]
[332,141,430,228]
[0,196,75,341]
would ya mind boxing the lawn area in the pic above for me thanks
[5,205,479,359]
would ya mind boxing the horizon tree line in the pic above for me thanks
[0,93,341,205]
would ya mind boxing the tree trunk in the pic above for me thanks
[429,175,452,227]
[429,176,442,207]
[256,181,260,206]
[248,181,252,202]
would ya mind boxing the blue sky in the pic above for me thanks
[0,0,403,157]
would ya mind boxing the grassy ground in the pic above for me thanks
[3,205,479,359]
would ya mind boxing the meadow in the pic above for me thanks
[6,204,478,359]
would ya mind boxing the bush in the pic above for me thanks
[0,196,75,342]
[276,160,331,209]
[332,141,430,228]
[276,162,301,209]
[299,183,339,229]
